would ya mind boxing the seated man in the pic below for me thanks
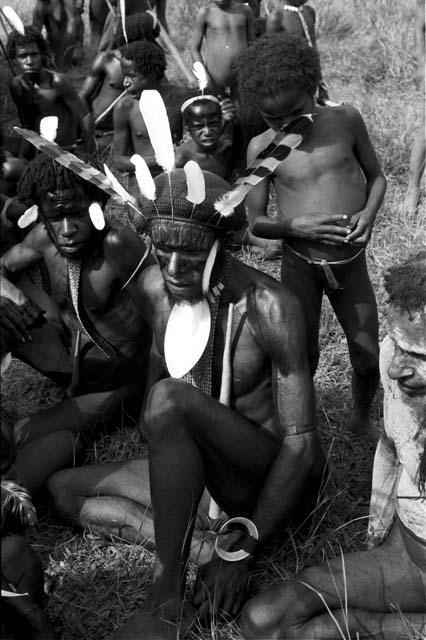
[79,12,160,139]
[48,168,325,639]
[112,40,190,173]
[7,28,95,157]
[0,154,153,495]
[175,96,236,180]
[242,251,426,640]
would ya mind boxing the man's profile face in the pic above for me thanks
[121,57,154,97]
[15,44,43,79]
[187,103,222,151]
[387,305,426,398]
[154,240,211,302]
[39,187,95,257]
[258,88,314,132]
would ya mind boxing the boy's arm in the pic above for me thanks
[190,8,208,65]
[346,107,387,245]
[112,98,134,172]
[174,144,189,169]
[79,53,107,109]
[55,75,96,153]
[156,0,168,33]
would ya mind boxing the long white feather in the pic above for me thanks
[184,160,205,205]
[214,185,250,217]
[192,61,209,93]
[130,154,156,200]
[18,204,39,229]
[103,163,136,205]
[39,116,58,142]
[119,0,127,43]
[2,6,25,35]
[88,202,105,230]
[202,238,220,296]
[139,90,175,172]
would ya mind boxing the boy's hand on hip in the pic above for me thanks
[345,210,375,245]
[288,213,352,245]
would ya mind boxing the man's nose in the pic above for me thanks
[388,353,415,381]
[60,217,75,237]
[123,76,132,88]
[167,252,183,277]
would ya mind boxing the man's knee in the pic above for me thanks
[143,378,189,443]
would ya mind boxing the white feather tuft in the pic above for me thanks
[1,480,37,528]
[202,238,220,296]
[39,116,58,142]
[119,0,127,43]
[2,6,25,35]
[89,202,105,230]
[130,154,156,200]
[214,185,250,217]
[192,61,209,92]
[18,204,39,229]
[184,161,205,205]
[103,163,136,205]
[139,90,175,172]
[1,352,12,376]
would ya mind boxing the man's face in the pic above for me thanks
[155,240,211,302]
[121,57,154,97]
[387,305,426,398]
[258,88,314,132]
[187,103,222,151]
[15,44,43,80]
[40,187,94,257]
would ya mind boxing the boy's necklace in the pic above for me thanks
[282,5,313,47]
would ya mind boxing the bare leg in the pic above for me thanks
[404,123,426,217]
[109,378,281,639]
[328,253,379,434]
[242,520,426,639]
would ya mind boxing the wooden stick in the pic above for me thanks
[95,88,128,125]
[209,302,234,519]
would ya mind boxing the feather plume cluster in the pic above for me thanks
[130,154,156,200]
[1,481,37,530]
[103,163,136,205]
[184,160,205,205]
[2,6,25,35]
[192,61,209,93]
[139,90,175,173]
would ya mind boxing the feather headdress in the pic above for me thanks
[184,160,205,206]
[130,154,156,201]
[192,61,209,94]
[2,6,25,34]
[214,114,315,216]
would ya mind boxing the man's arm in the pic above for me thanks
[55,75,96,153]
[345,106,387,245]
[79,53,107,110]
[190,7,208,66]
[112,98,134,172]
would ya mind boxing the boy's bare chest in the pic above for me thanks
[20,82,62,115]
[129,106,148,138]
[207,12,247,37]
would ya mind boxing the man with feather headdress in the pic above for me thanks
[48,166,325,639]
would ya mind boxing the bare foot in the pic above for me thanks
[109,596,191,640]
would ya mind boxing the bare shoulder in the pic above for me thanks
[237,4,253,17]
[91,50,109,73]
[115,95,134,114]
[103,224,146,258]
[196,5,210,20]
[174,142,191,167]
[51,71,76,92]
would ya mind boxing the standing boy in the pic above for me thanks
[240,35,387,433]
[7,28,95,156]
[191,0,255,98]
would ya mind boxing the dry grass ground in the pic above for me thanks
[0,0,425,638]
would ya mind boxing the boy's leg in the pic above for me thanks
[327,252,379,434]
[242,520,426,639]
[281,246,323,376]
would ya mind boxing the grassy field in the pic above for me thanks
[0,0,425,638]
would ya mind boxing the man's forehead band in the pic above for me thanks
[148,217,222,251]
[181,95,221,115]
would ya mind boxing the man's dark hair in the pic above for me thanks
[383,251,426,313]
[114,12,160,48]
[120,40,166,80]
[6,26,49,61]
[17,154,109,209]
[183,99,221,125]
[237,33,320,107]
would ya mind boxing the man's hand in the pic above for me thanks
[192,556,254,620]
[220,98,237,123]
[344,209,375,245]
[1,295,44,345]
[287,213,352,244]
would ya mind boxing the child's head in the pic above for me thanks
[182,98,222,151]
[6,27,48,79]
[120,40,166,97]
[238,34,320,130]
[114,11,160,48]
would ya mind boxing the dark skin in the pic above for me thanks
[175,101,234,179]
[79,49,124,126]
[9,43,95,155]
[113,58,187,171]
[191,0,255,96]
[32,0,84,67]
[48,229,324,640]
[266,0,329,104]
[1,186,154,492]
